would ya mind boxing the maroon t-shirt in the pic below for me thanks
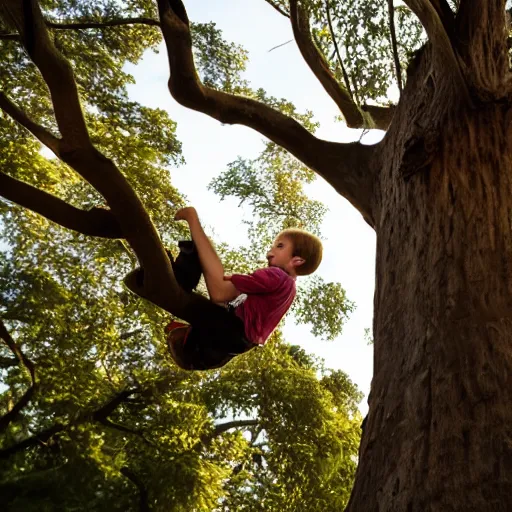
[230,267,296,345]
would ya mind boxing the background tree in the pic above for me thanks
[0,101,360,509]
[0,217,361,510]
[1,0,511,510]
[0,1,360,509]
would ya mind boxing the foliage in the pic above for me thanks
[266,0,425,106]
[0,1,364,509]
[293,277,355,341]
[0,222,362,509]
[210,140,352,340]
[191,21,249,93]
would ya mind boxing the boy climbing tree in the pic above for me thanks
[125,206,323,370]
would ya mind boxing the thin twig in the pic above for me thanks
[0,356,18,368]
[201,419,259,444]
[0,92,60,153]
[121,467,150,512]
[0,319,37,433]
[268,39,293,52]
[0,388,141,459]
[325,0,354,100]
[46,17,160,30]
[0,16,160,41]
[265,0,290,18]
[0,32,20,40]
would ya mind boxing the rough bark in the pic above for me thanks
[455,1,509,96]
[403,0,470,104]
[346,42,512,512]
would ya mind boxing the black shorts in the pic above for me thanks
[181,307,256,370]
[170,241,256,370]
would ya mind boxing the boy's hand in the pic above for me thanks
[174,207,198,223]
[223,275,233,281]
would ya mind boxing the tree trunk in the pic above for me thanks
[347,50,512,511]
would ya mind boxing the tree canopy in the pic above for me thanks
[0,147,361,508]
[0,0,366,509]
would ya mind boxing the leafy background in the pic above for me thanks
[0,0,373,509]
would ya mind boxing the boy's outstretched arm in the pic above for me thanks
[175,207,240,303]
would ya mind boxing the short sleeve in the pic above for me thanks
[230,267,285,294]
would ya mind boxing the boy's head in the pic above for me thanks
[267,228,323,276]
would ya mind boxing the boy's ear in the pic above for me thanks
[292,256,305,268]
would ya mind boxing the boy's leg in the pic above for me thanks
[173,241,202,293]
[167,306,255,371]
[175,207,238,303]
[124,242,201,297]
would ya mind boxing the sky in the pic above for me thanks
[126,0,384,414]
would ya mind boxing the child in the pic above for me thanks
[127,207,322,371]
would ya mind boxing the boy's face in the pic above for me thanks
[266,236,304,274]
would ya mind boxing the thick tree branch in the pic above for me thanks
[403,0,470,103]
[455,1,509,93]
[157,0,377,224]
[0,388,140,459]
[429,0,455,31]
[387,0,403,95]
[0,0,192,314]
[158,0,331,168]
[0,92,60,153]
[0,320,36,433]
[289,0,368,128]
[47,17,160,30]
[361,104,396,130]
[0,172,124,238]
[1,0,90,149]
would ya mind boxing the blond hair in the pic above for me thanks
[279,228,323,276]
